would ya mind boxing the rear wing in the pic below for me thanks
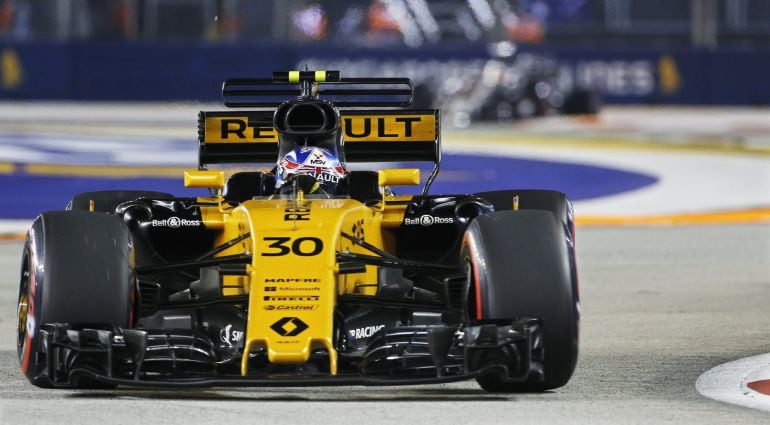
[199,70,441,195]
[197,109,440,166]
[222,71,413,108]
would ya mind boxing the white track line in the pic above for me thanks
[696,353,770,412]
[445,139,770,216]
[0,219,31,236]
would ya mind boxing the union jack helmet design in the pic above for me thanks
[275,146,347,193]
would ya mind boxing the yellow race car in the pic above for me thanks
[17,70,579,392]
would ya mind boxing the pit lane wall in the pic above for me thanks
[1,41,769,105]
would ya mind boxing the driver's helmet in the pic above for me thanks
[275,146,347,195]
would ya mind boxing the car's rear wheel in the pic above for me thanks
[67,190,171,213]
[18,211,134,388]
[462,209,579,392]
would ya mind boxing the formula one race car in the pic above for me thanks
[16,70,579,392]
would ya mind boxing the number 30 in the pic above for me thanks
[261,237,323,256]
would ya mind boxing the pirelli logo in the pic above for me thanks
[264,295,320,302]
[203,111,437,144]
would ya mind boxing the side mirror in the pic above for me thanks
[378,168,420,187]
[184,170,225,189]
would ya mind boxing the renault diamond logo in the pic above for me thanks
[270,317,309,336]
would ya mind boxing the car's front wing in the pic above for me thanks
[31,320,544,388]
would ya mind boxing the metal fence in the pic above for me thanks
[0,0,769,48]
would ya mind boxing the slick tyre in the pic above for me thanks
[462,209,579,392]
[67,190,171,213]
[17,211,134,388]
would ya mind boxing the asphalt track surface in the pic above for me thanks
[1,224,770,424]
[0,105,769,423]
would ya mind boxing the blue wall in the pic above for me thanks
[1,41,769,105]
[525,46,770,105]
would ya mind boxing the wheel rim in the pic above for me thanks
[17,249,30,360]
[464,259,473,320]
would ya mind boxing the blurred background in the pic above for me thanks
[1,0,770,119]
[0,0,768,222]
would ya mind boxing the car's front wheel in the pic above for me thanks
[18,210,134,387]
[462,209,579,392]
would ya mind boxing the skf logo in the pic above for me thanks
[270,317,309,337]
[341,113,436,142]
